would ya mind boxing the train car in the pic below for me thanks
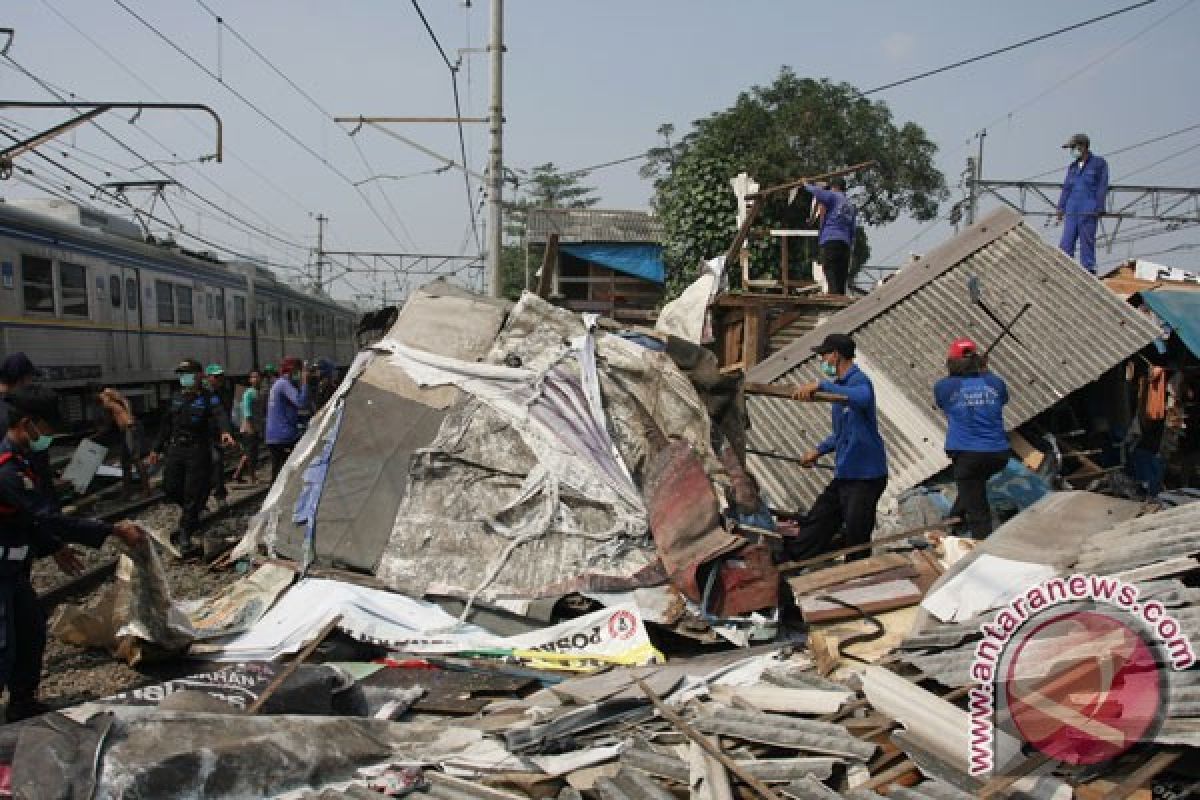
[0,197,357,424]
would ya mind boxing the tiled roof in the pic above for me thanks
[526,208,664,244]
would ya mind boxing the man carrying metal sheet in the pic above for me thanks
[785,333,889,561]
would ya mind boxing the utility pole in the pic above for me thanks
[486,0,504,298]
[314,213,328,293]
[966,129,986,226]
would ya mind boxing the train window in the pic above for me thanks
[110,276,122,308]
[21,255,54,314]
[255,301,267,334]
[59,262,89,318]
[205,293,214,320]
[126,277,138,311]
[215,295,225,321]
[176,285,194,325]
[234,296,247,330]
[157,280,175,323]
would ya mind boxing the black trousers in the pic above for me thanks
[819,240,851,295]
[268,443,293,481]
[210,442,228,501]
[0,571,47,706]
[949,450,1010,538]
[162,442,212,535]
[784,476,888,562]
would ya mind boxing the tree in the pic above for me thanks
[499,163,600,300]
[644,69,946,293]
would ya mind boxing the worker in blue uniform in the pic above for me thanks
[0,386,143,721]
[933,338,1011,538]
[785,333,889,561]
[1057,133,1109,273]
[804,177,858,295]
[147,359,235,554]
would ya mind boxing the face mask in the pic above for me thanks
[179,373,196,389]
[819,360,838,378]
[25,421,52,452]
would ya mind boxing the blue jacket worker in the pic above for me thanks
[1057,133,1109,273]
[933,338,1011,538]
[0,386,143,722]
[147,359,235,554]
[804,177,858,295]
[785,333,889,562]
[265,356,310,481]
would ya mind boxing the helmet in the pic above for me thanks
[174,358,203,374]
[263,363,277,374]
[947,338,978,359]
[205,363,224,376]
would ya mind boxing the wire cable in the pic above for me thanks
[863,0,1158,95]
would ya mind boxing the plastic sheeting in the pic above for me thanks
[561,243,665,284]
[1140,289,1200,358]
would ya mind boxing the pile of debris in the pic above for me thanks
[15,208,1200,797]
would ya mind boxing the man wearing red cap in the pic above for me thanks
[933,338,1010,538]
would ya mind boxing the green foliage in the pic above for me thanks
[644,69,945,292]
[499,163,600,301]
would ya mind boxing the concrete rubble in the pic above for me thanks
[16,215,1200,798]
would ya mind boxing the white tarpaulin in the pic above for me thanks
[192,578,660,664]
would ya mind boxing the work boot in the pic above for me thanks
[6,697,52,723]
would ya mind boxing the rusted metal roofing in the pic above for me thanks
[526,208,664,244]
[744,207,1162,511]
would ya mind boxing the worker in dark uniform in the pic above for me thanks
[934,338,1011,538]
[0,354,58,505]
[0,385,144,722]
[205,364,235,511]
[147,360,234,554]
[785,333,889,562]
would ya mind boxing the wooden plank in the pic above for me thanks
[536,234,559,299]
[1098,750,1181,799]
[1008,431,1046,471]
[799,579,923,624]
[787,553,909,597]
[743,307,765,368]
[778,518,960,572]
[247,615,341,714]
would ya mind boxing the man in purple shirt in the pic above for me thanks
[265,356,310,481]
[805,177,858,295]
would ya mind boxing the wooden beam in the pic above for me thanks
[247,614,341,714]
[536,233,559,299]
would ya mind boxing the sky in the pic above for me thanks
[3,0,1199,304]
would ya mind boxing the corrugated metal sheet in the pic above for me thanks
[888,782,975,800]
[527,208,664,244]
[745,208,1162,511]
[691,708,876,761]
[1076,502,1200,574]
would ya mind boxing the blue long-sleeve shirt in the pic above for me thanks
[805,185,857,246]
[265,378,310,445]
[1057,154,1109,214]
[934,372,1010,453]
[814,364,888,480]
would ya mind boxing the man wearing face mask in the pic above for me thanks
[0,385,145,721]
[265,356,310,481]
[785,333,889,561]
[0,354,58,507]
[147,359,235,554]
[1056,133,1108,274]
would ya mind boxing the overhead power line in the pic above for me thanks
[111,0,412,250]
[863,0,1158,95]
[1023,120,1200,180]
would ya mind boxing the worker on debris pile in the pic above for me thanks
[933,338,1011,538]
[147,359,235,554]
[0,385,144,722]
[265,356,310,481]
[1056,133,1108,274]
[786,333,888,562]
[804,176,858,295]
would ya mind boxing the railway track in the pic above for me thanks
[37,456,273,608]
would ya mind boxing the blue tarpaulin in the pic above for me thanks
[561,243,665,284]
[1140,289,1200,358]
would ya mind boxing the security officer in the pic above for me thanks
[205,364,235,511]
[1056,133,1109,273]
[147,359,234,553]
[0,386,143,721]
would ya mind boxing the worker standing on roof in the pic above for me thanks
[804,177,858,296]
[147,360,235,554]
[933,339,1011,538]
[1056,133,1109,274]
[0,385,144,722]
[785,333,888,562]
